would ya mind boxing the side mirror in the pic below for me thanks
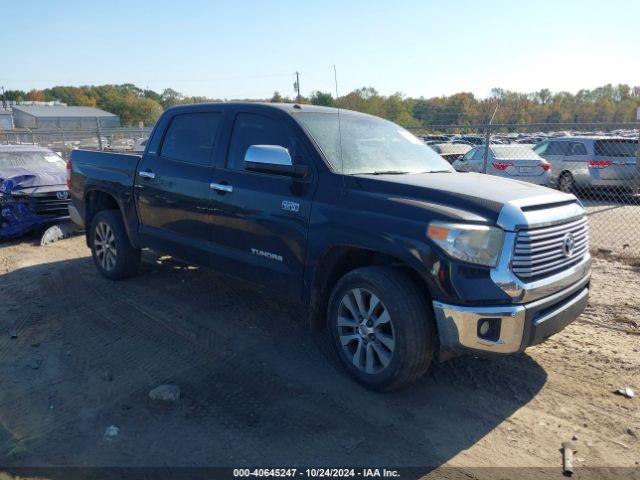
[244,145,308,179]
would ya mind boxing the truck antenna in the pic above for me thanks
[334,65,344,181]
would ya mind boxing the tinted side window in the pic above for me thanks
[546,141,570,155]
[569,142,587,156]
[461,150,475,161]
[160,112,222,165]
[227,113,296,171]
[533,142,548,155]
[594,140,638,157]
[472,148,485,161]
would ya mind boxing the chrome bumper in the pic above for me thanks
[433,274,589,356]
[68,204,84,228]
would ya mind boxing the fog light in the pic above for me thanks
[479,320,490,336]
[477,317,501,341]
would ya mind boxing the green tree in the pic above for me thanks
[309,91,334,106]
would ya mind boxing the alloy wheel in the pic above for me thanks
[94,221,117,271]
[336,288,395,374]
[559,174,574,193]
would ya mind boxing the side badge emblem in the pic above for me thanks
[281,200,300,212]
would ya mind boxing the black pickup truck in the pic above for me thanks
[69,103,591,390]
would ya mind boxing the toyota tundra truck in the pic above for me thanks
[68,103,591,391]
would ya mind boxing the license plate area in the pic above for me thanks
[518,166,537,174]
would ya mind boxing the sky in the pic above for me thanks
[1,0,639,100]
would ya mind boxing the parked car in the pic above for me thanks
[69,103,590,391]
[107,138,134,152]
[133,137,148,153]
[429,143,472,163]
[452,145,551,186]
[420,135,450,143]
[458,135,485,145]
[534,137,638,192]
[0,145,70,238]
[76,137,109,150]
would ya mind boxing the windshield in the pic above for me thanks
[0,151,65,168]
[295,111,453,175]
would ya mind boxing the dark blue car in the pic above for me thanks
[0,145,70,238]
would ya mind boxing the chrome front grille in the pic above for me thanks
[28,192,70,217]
[512,216,589,280]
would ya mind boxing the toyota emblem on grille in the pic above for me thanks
[562,233,576,257]
[56,191,69,200]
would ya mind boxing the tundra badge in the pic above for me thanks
[281,200,300,212]
[250,248,283,263]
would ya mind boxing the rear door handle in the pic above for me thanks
[139,170,155,179]
[210,182,233,193]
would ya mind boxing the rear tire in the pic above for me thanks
[90,210,141,280]
[327,266,436,391]
[557,172,575,193]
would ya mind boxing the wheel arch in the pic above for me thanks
[308,245,435,331]
[84,189,126,247]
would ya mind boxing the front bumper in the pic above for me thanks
[68,203,85,228]
[433,274,589,357]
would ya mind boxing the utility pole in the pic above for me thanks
[294,71,301,103]
[1,86,5,110]
[482,102,499,174]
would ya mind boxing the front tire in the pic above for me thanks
[90,210,141,280]
[327,266,436,391]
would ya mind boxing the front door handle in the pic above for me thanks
[210,182,233,193]
[139,170,156,179]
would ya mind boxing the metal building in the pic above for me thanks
[0,109,12,130]
[11,105,120,130]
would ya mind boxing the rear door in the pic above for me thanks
[208,110,316,300]
[135,110,224,264]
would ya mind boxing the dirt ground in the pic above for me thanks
[0,235,638,477]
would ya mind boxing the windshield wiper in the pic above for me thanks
[365,170,409,175]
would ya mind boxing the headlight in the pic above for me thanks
[427,222,504,267]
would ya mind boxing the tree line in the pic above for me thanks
[3,83,639,128]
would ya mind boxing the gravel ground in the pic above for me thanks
[583,199,640,257]
[0,235,638,477]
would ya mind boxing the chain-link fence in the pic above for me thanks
[1,121,639,259]
[0,126,153,160]
[407,122,640,259]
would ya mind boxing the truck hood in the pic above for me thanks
[354,172,574,223]
[0,166,67,195]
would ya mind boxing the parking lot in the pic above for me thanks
[0,236,638,475]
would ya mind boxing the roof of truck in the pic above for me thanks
[166,102,355,116]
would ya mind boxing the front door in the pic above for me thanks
[208,111,316,301]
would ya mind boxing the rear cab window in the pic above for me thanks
[160,112,222,165]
